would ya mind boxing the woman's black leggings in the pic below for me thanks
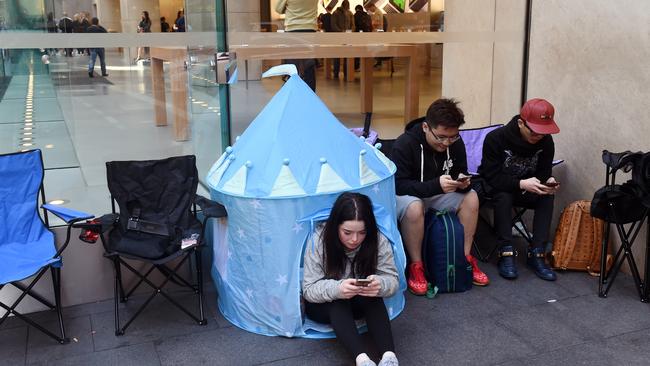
[305,296,395,357]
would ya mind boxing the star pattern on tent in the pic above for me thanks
[275,274,288,285]
[237,227,245,238]
[250,199,262,209]
[291,222,303,234]
[227,250,233,259]
[372,184,380,194]
[246,288,254,298]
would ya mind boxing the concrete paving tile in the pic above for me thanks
[91,292,224,352]
[42,342,161,366]
[521,341,615,366]
[544,293,650,339]
[0,314,28,331]
[553,270,601,297]
[155,326,328,366]
[25,315,94,365]
[395,317,535,366]
[0,326,27,366]
[257,351,346,366]
[605,327,650,365]
[483,267,577,308]
[494,302,596,352]
[426,287,505,324]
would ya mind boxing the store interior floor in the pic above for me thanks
[0,49,441,223]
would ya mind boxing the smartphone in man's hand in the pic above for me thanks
[456,174,470,183]
[544,182,560,187]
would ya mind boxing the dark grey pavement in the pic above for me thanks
[3,243,650,366]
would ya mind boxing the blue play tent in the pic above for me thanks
[206,66,407,338]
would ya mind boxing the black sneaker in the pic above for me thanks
[497,246,518,279]
[101,73,109,77]
[88,72,94,78]
[527,247,557,281]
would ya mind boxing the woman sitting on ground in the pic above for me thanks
[303,192,399,366]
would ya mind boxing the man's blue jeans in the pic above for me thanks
[89,48,106,75]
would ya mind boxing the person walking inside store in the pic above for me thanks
[331,0,354,79]
[275,0,318,91]
[160,16,170,32]
[46,12,58,55]
[135,10,152,63]
[72,13,82,55]
[477,98,560,281]
[79,13,90,55]
[87,17,108,78]
[303,192,399,366]
[58,12,74,57]
[391,98,490,295]
[173,10,185,32]
[364,2,389,67]
[353,4,372,71]
[318,3,334,32]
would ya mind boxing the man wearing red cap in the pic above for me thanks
[478,98,560,281]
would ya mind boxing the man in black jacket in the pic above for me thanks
[86,18,108,78]
[478,98,560,281]
[392,98,488,295]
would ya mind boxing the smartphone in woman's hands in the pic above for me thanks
[355,278,372,287]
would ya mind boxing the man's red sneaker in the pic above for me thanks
[467,254,489,286]
[408,261,428,295]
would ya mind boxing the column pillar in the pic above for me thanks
[441,0,526,126]
[96,0,122,32]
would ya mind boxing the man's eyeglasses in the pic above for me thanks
[430,131,460,144]
[523,121,545,137]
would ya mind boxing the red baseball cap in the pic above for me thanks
[520,98,560,135]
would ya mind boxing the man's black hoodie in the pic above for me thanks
[477,115,554,193]
[391,117,469,198]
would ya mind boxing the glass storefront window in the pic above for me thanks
[1,0,524,224]
[0,1,227,225]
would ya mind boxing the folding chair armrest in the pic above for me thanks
[42,204,94,224]
[195,195,227,218]
[601,150,642,171]
[72,213,118,233]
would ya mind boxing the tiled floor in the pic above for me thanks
[2,235,650,366]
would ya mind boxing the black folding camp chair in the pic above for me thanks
[77,155,227,335]
[460,125,565,262]
[0,150,93,344]
[592,150,650,302]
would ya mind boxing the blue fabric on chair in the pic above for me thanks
[0,150,58,284]
[42,204,93,224]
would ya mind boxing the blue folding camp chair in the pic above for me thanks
[0,150,92,344]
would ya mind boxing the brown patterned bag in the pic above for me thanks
[550,200,613,276]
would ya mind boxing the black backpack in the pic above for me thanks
[591,151,650,224]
